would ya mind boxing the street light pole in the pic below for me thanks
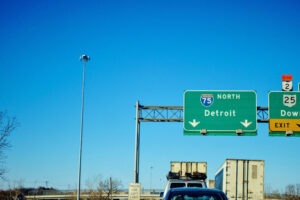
[150,166,153,193]
[77,54,90,200]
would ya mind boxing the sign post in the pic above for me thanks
[184,90,257,136]
[269,91,300,136]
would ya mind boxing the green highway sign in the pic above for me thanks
[269,91,300,136]
[184,90,257,136]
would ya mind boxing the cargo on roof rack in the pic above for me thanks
[167,171,207,180]
[170,161,207,178]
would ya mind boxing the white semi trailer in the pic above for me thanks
[215,159,264,200]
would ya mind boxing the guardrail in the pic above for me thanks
[25,193,161,200]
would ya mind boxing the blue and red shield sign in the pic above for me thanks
[200,94,214,107]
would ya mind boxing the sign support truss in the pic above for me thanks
[133,101,268,183]
[138,103,268,123]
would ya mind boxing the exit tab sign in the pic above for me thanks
[184,90,257,136]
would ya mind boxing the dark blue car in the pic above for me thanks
[163,187,228,200]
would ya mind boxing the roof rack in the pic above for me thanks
[166,171,207,180]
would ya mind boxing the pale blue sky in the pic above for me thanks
[0,0,300,192]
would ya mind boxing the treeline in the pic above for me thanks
[265,184,300,199]
[0,187,58,200]
[0,177,123,200]
[1,183,299,200]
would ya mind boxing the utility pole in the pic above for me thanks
[110,177,113,200]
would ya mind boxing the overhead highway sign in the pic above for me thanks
[184,90,257,136]
[269,91,300,136]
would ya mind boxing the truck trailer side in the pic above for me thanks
[215,159,264,200]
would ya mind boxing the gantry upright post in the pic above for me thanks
[134,101,140,183]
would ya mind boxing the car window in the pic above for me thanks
[170,183,186,188]
[187,183,203,187]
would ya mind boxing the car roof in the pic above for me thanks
[169,187,223,193]
[168,179,205,182]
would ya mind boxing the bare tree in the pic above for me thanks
[100,177,123,199]
[86,177,123,200]
[286,184,295,196]
[297,184,300,197]
[285,184,300,200]
[0,111,18,179]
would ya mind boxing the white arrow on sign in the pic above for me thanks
[240,119,252,128]
[189,119,200,127]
